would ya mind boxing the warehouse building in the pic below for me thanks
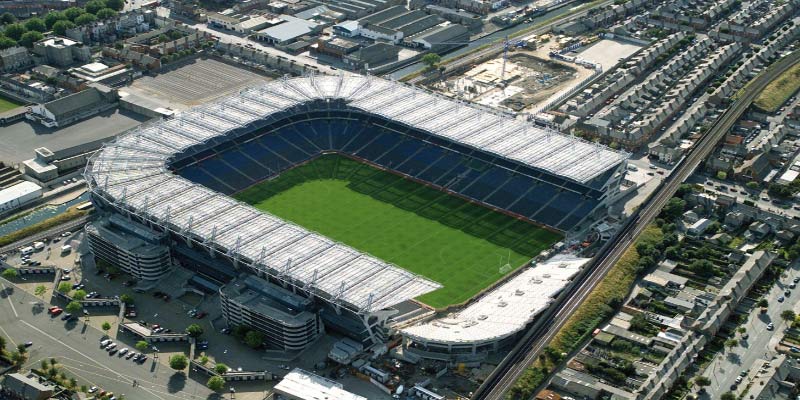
[220,275,324,351]
[255,15,321,45]
[85,214,172,282]
[0,181,42,215]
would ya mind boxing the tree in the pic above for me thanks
[721,392,736,400]
[44,12,68,29]
[737,326,747,334]
[689,259,715,277]
[661,197,686,221]
[49,358,57,367]
[781,310,796,324]
[244,330,264,349]
[19,31,44,48]
[0,36,16,50]
[0,335,5,350]
[84,0,108,15]
[200,355,209,365]
[69,377,77,388]
[135,341,149,352]
[746,181,759,190]
[207,376,225,391]
[24,18,46,33]
[105,0,125,11]
[52,20,76,36]
[724,338,738,351]
[57,282,72,293]
[101,321,111,332]
[11,351,25,365]
[1,12,16,24]
[41,359,49,370]
[119,293,134,305]
[1,268,18,280]
[758,298,769,308]
[95,8,117,19]
[72,289,87,300]
[169,354,188,371]
[16,343,27,354]
[186,324,203,338]
[63,7,85,22]
[65,301,82,314]
[3,23,26,40]
[34,285,46,296]
[232,325,250,339]
[694,376,711,388]
[214,363,228,374]
[716,171,727,180]
[421,53,441,70]
[74,13,97,26]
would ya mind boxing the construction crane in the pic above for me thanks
[500,35,526,81]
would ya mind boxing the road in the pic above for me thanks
[472,49,800,400]
[699,261,800,398]
[0,215,90,254]
[187,22,340,75]
[397,0,613,82]
[0,277,215,400]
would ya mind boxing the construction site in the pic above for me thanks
[432,35,642,115]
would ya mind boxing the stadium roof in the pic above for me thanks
[401,255,588,345]
[85,74,623,314]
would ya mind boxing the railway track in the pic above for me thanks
[473,50,800,400]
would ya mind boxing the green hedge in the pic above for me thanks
[0,207,88,248]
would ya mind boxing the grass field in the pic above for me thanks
[0,95,22,113]
[234,154,562,308]
[754,61,800,112]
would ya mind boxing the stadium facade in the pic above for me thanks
[85,74,628,349]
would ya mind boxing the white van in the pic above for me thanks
[33,242,45,251]
[60,245,72,255]
[20,246,34,256]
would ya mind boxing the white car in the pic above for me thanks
[88,386,98,393]
[118,348,129,356]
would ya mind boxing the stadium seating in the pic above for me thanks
[176,115,605,230]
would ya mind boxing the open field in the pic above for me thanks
[0,95,23,112]
[753,61,800,112]
[235,154,561,308]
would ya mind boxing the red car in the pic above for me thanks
[49,308,63,316]
[196,311,207,319]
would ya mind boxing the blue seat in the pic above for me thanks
[374,140,423,169]
[461,167,508,201]
[485,175,534,209]
[258,135,311,164]
[220,150,271,181]
[199,158,252,192]
[394,145,444,178]
[180,165,233,194]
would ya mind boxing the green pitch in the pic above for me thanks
[0,95,22,113]
[234,154,562,308]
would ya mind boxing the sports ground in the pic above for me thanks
[0,95,23,113]
[234,154,562,308]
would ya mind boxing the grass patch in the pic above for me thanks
[0,206,89,248]
[507,225,663,399]
[0,94,23,113]
[234,154,561,308]
[753,60,800,112]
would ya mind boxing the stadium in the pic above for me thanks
[84,74,628,350]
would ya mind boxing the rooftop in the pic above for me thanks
[274,368,366,400]
[401,255,587,345]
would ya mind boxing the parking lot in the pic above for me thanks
[0,109,149,163]
[123,57,272,110]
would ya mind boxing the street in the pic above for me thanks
[0,277,217,400]
[699,261,800,398]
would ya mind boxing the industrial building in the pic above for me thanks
[85,214,172,282]
[0,181,42,215]
[26,84,118,128]
[273,368,366,400]
[220,275,324,351]
[84,74,626,346]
